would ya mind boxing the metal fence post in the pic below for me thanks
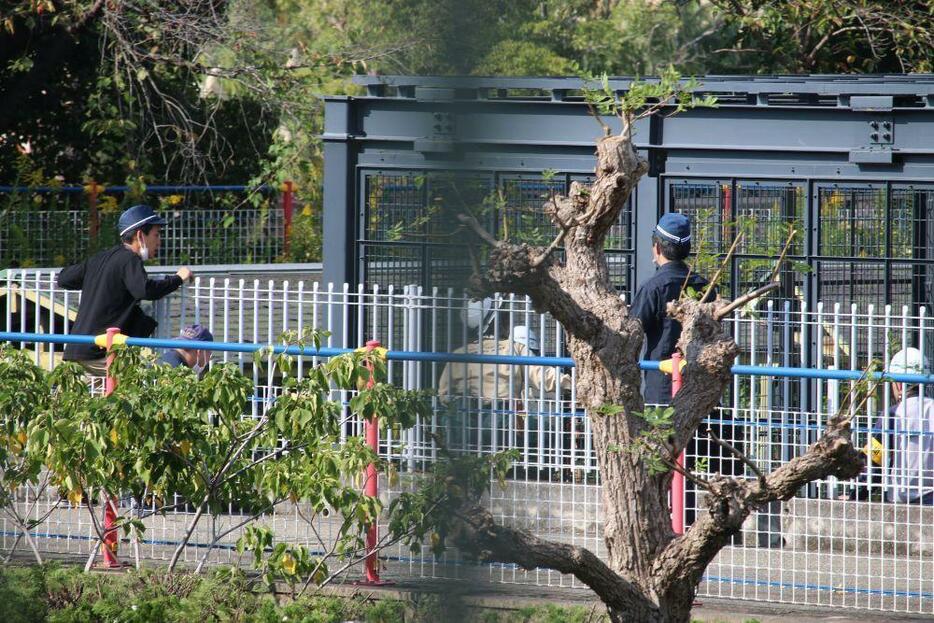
[281,181,294,258]
[101,326,122,567]
[360,338,390,585]
[671,352,685,535]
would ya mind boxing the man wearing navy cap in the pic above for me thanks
[160,324,214,377]
[632,213,739,529]
[57,204,193,375]
[630,212,712,404]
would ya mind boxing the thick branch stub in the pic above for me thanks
[654,413,864,601]
[452,504,659,618]
[665,298,738,450]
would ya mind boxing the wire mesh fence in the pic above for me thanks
[2,270,934,614]
[358,171,633,295]
[0,185,292,268]
[668,179,934,315]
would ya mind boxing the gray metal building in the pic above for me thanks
[323,74,934,312]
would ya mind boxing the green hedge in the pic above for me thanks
[0,564,607,623]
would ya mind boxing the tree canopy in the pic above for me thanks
[1,0,931,260]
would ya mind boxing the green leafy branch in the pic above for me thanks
[581,66,717,139]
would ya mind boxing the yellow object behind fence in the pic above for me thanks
[862,436,885,466]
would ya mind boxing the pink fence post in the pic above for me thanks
[281,181,294,258]
[670,352,685,535]
[359,339,391,585]
[101,327,122,567]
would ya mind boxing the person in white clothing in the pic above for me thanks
[882,347,934,504]
[438,297,572,456]
[849,347,934,504]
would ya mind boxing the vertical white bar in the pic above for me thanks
[296,281,305,380]
[267,281,275,407]
[355,283,363,347]
[237,279,245,372]
[193,276,202,324]
[5,269,12,334]
[33,272,41,365]
[222,278,230,364]
[252,279,260,419]
[208,277,217,347]
[429,286,438,464]
[45,271,55,370]
[816,301,825,457]
[312,281,320,368]
[883,304,892,502]
[918,304,927,602]
[19,270,26,349]
[827,302,841,497]
[900,305,910,511]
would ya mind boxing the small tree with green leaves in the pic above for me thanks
[0,347,62,564]
[5,331,439,588]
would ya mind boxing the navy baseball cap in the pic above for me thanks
[117,204,167,237]
[654,213,691,245]
[174,324,214,342]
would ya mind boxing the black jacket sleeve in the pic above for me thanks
[57,260,87,290]
[122,256,183,301]
[630,285,659,333]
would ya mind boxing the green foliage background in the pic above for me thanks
[2,1,931,262]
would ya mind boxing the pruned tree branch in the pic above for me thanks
[451,504,659,618]
[700,231,744,303]
[714,282,781,321]
[529,228,567,269]
[706,426,765,484]
[456,213,502,248]
[655,410,864,597]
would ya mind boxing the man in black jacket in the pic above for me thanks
[630,213,735,529]
[630,213,712,404]
[58,204,193,375]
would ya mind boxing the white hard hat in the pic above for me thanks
[888,347,929,375]
[463,297,496,333]
[511,325,540,352]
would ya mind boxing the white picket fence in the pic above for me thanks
[1,267,933,615]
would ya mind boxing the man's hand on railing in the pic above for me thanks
[176,267,193,283]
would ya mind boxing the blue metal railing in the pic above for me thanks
[0,331,931,385]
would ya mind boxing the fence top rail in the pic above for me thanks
[2,331,932,385]
[0,184,270,193]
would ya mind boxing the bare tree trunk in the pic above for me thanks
[451,128,864,622]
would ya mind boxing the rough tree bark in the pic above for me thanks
[451,132,864,623]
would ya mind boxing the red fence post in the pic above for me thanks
[359,339,391,585]
[281,181,294,258]
[101,327,122,567]
[670,352,685,535]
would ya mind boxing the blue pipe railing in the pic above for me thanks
[0,331,931,384]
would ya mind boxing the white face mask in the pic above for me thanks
[138,233,149,261]
[191,363,204,377]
